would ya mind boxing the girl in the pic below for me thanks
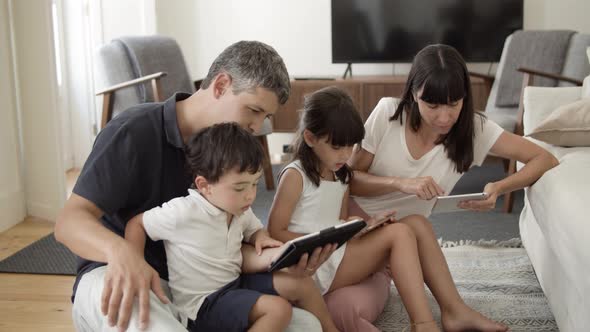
[268,86,441,332]
[347,44,558,331]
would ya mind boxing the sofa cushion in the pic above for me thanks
[583,47,590,98]
[527,99,590,146]
[523,86,582,135]
[584,75,590,99]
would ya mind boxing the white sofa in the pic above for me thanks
[519,76,590,331]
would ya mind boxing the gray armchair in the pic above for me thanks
[95,35,275,190]
[470,30,590,212]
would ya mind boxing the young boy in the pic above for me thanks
[125,123,339,332]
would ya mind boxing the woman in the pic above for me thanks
[329,44,558,332]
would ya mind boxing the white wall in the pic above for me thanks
[11,0,65,221]
[155,0,199,80]
[0,0,25,232]
[526,0,590,33]
[98,0,156,43]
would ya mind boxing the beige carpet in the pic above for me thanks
[374,241,558,331]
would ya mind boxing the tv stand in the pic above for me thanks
[342,63,353,79]
[272,75,490,132]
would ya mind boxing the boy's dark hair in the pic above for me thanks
[291,86,365,186]
[392,44,485,173]
[184,122,264,183]
[199,40,291,104]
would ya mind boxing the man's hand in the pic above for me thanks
[399,176,445,200]
[286,243,338,278]
[101,241,169,331]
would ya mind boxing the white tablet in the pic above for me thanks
[431,192,488,214]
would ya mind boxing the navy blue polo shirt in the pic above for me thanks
[71,93,193,300]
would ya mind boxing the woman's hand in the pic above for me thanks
[399,176,445,200]
[458,182,501,211]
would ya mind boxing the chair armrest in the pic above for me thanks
[517,67,583,86]
[194,79,203,91]
[95,72,167,96]
[96,72,167,129]
[468,71,494,97]
[468,71,495,82]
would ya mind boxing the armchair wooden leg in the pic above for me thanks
[503,158,517,213]
[257,135,275,190]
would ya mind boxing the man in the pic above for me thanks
[56,40,334,331]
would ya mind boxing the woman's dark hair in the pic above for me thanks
[392,44,484,173]
[184,122,264,183]
[291,86,365,186]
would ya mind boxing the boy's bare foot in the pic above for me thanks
[441,303,508,332]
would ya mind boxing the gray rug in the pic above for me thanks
[0,233,76,275]
[374,244,558,331]
[0,162,522,275]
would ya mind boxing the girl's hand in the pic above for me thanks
[399,176,445,200]
[254,234,283,255]
[458,182,500,212]
[370,209,397,226]
[356,210,396,237]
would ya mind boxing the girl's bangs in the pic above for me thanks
[324,114,365,147]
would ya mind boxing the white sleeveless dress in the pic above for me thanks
[281,161,349,294]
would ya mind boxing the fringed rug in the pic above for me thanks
[374,239,558,331]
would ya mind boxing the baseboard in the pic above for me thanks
[26,201,59,222]
[0,190,26,232]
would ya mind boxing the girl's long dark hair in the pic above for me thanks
[290,86,365,186]
[392,44,485,173]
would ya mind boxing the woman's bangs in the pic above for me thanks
[420,70,465,105]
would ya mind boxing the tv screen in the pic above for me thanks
[331,0,523,63]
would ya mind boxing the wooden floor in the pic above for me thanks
[0,169,80,331]
[0,217,75,332]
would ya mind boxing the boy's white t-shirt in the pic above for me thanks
[142,188,263,323]
[353,97,503,219]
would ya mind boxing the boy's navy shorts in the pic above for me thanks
[187,272,279,332]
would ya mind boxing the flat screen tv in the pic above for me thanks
[332,0,523,63]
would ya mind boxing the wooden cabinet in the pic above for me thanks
[273,75,489,132]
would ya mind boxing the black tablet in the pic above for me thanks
[268,218,366,272]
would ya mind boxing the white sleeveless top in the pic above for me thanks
[281,161,348,294]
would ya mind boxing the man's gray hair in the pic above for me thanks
[200,41,291,104]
